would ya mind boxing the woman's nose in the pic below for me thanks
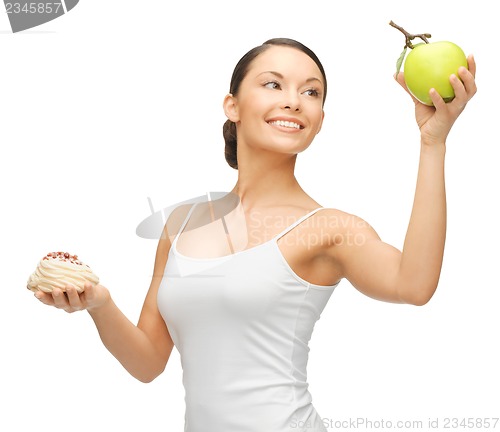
[281,92,301,111]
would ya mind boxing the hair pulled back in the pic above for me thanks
[223,38,327,170]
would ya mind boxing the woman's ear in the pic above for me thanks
[223,93,239,122]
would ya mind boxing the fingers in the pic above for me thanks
[33,290,55,306]
[466,54,476,79]
[448,55,476,106]
[34,284,85,313]
[33,281,107,314]
[428,56,478,113]
[51,287,73,312]
[451,73,467,102]
[429,76,464,115]
[459,58,477,98]
[428,88,445,110]
[65,285,85,311]
[82,281,95,304]
[439,66,476,114]
[394,57,477,106]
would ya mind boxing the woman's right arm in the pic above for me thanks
[34,224,175,383]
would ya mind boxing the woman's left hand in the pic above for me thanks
[395,54,477,146]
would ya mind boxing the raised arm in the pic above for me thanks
[331,55,477,306]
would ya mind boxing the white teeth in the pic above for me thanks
[269,120,302,129]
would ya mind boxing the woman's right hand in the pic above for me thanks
[34,282,110,313]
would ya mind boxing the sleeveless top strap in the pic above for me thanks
[271,207,324,241]
[172,202,199,247]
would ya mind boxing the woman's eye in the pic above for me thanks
[303,88,320,97]
[264,81,281,90]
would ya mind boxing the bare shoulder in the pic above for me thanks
[315,208,379,241]
[311,208,383,271]
[151,203,195,276]
[164,202,195,242]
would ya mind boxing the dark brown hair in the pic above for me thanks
[223,38,327,170]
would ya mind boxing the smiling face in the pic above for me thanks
[224,45,325,157]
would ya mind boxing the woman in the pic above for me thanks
[34,38,477,431]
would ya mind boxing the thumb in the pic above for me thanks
[82,281,96,303]
[394,71,419,105]
[394,71,407,90]
[83,282,110,311]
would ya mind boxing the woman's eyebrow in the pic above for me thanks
[257,71,284,79]
[257,71,323,86]
[306,77,322,84]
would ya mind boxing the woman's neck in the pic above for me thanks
[230,156,303,210]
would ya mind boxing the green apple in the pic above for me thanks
[404,41,468,106]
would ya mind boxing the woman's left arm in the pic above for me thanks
[335,56,477,306]
[397,55,477,304]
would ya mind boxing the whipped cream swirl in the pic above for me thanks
[27,251,99,293]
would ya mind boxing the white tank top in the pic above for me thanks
[157,205,340,432]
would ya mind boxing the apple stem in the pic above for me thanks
[389,20,431,48]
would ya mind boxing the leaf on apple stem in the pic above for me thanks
[396,47,407,75]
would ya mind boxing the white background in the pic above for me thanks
[1,1,498,431]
